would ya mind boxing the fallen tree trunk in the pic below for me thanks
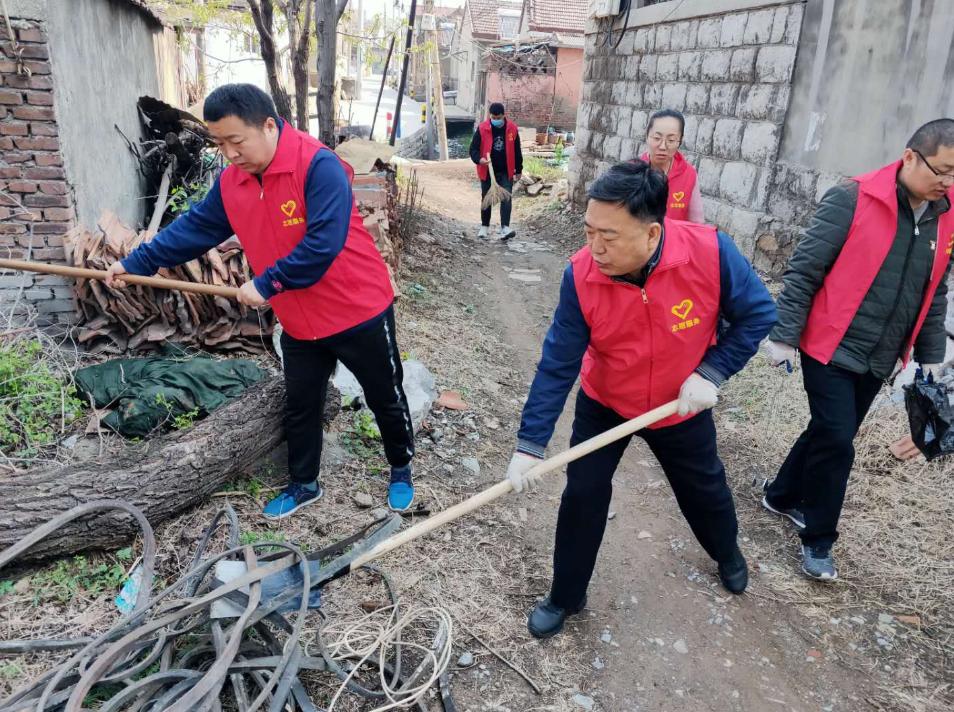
[0,378,340,562]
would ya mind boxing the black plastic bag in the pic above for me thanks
[903,370,954,460]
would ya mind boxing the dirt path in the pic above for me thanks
[412,160,876,711]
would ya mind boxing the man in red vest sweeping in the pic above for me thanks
[106,84,417,518]
[506,161,777,638]
[764,119,954,581]
[469,102,522,240]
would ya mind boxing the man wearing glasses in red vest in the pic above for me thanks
[106,84,417,518]
[764,119,954,581]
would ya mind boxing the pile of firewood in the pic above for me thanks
[64,211,274,354]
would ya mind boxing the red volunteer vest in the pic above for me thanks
[219,125,394,341]
[640,151,697,221]
[574,219,721,429]
[800,161,954,365]
[475,119,518,180]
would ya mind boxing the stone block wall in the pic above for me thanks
[0,17,76,324]
[570,1,804,257]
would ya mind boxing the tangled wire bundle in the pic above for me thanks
[0,500,455,711]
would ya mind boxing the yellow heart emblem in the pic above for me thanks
[671,299,693,320]
[672,191,685,202]
[280,200,297,217]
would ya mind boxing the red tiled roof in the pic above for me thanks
[466,0,523,39]
[525,0,586,34]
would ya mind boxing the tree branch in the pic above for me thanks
[336,0,349,22]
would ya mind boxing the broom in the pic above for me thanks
[481,153,512,210]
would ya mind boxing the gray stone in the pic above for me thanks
[699,157,723,195]
[572,694,595,711]
[682,115,699,151]
[754,167,772,208]
[737,84,776,120]
[625,81,643,107]
[656,53,679,81]
[353,492,374,508]
[685,83,709,113]
[700,49,732,81]
[592,656,605,670]
[729,207,760,246]
[661,83,688,110]
[621,137,638,159]
[696,117,716,154]
[720,13,747,47]
[786,4,804,44]
[756,45,797,83]
[729,48,757,82]
[643,82,662,108]
[878,613,894,625]
[0,274,33,288]
[708,83,740,115]
[457,651,475,667]
[697,18,721,49]
[655,23,672,52]
[678,51,702,81]
[603,135,623,159]
[640,53,657,80]
[770,6,789,43]
[590,132,605,154]
[612,80,629,105]
[815,171,843,203]
[744,8,775,45]
[600,629,612,642]
[720,162,760,205]
[632,109,649,137]
[575,127,592,152]
[635,27,655,53]
[713,119,745,159]
[670,20,697,51]
[616,29,636,55]
[673,639,689,654]
[770,85,791,122]
[627,55,641,77]
[461,457,480,476]
[36,299,76,314]
[614,107,632,140]
[741,122,780,163]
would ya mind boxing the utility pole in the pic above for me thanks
[428,21,449,160]
[370,35,396,141]
[389,0,418,146]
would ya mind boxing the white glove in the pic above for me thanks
[764,340,797,371]
[921,363,942,381]
[506,452,543,493]
[677,373,719,416]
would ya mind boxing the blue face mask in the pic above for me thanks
[490,118,504,127]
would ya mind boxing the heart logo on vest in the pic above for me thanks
[671,299,693,320]
[672,191,685,202]
[280,200,297,217]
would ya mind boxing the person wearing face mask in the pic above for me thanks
[635,109,704,223]
[762,119,954,582]
[469,102,522,239]
[105,84,417,518]
[505,161,776,639]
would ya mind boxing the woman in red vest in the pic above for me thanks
[469,102,522,239]
[764,119,954,581]
[505,162,777,638]
[638,109,704,223]
[106,84,417,518]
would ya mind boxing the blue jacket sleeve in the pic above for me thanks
[121,178,233,275]
[253,149,352,299]
[695,231,777,385]
[516,264,590,456]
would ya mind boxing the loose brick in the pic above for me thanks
[25,193,69,208]
[24,166,65,179]
[7,180,37,193]
[0,121,29,136]
[0,223,27,234]
[23,60,51,75]
[36,180,66,195]
[0,136,12,150]
[24,91,53,106]
[36,299,77,314]
[17,28,47,43]
[27,75,53,90]
[0,166,22,178]
[6,151,33,164]
[0,89,23,105]
[13,136,59,151]
[15,45,49,60]
[45,234,64,247]
[29,247,64,260]
[34,153,62,167]
[30,123,58,137]
[43,207,74,221]
[33,222,69,234]
[12,106,55,121]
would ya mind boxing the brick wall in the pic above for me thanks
[0,18,76,324]
[570,1,803,257]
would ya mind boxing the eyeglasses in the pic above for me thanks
[914,149,954,181]
[648,133,680,149]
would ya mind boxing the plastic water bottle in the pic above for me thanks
[114,564,143,615]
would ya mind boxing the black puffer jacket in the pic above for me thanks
[771,180,951,379]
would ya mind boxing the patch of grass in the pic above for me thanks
[0,339,84,457]
[31,554,128,605]
[522,156,564,183]
[0,580,14,597]
[342,410,383,462]
[240,530,286,551]
[154,393,201,431]
[0,663,22,681]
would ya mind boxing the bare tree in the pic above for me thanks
[246,0,294,123]
[316,0,350,146]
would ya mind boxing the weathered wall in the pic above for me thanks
[755,0,954,272]
[45,0,165,231]
[571,0,803,257]
[485,46,582,131]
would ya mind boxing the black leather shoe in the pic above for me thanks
[527,596,586,639]
[718,546,748,594]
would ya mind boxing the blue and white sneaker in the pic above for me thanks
[801,545,838,581]
[263,481,323,520]
[388,465,414,512]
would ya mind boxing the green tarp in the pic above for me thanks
[75,350,266,438]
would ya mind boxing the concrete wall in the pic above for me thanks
[485,46,582,131]
[44,0,165,231]
[452,12,485,114]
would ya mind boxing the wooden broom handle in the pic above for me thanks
[351,400,680,569]
[0,258,240,299]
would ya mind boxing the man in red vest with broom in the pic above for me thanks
[764,119,954,581]
[106,84,417,518]
[469,102,523,240]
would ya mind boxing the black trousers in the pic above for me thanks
[766,354,882,549]
[479,172,513,227]
[280,307,415,484]
[550,390,739,609]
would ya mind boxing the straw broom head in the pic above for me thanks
[481,154,512,210]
